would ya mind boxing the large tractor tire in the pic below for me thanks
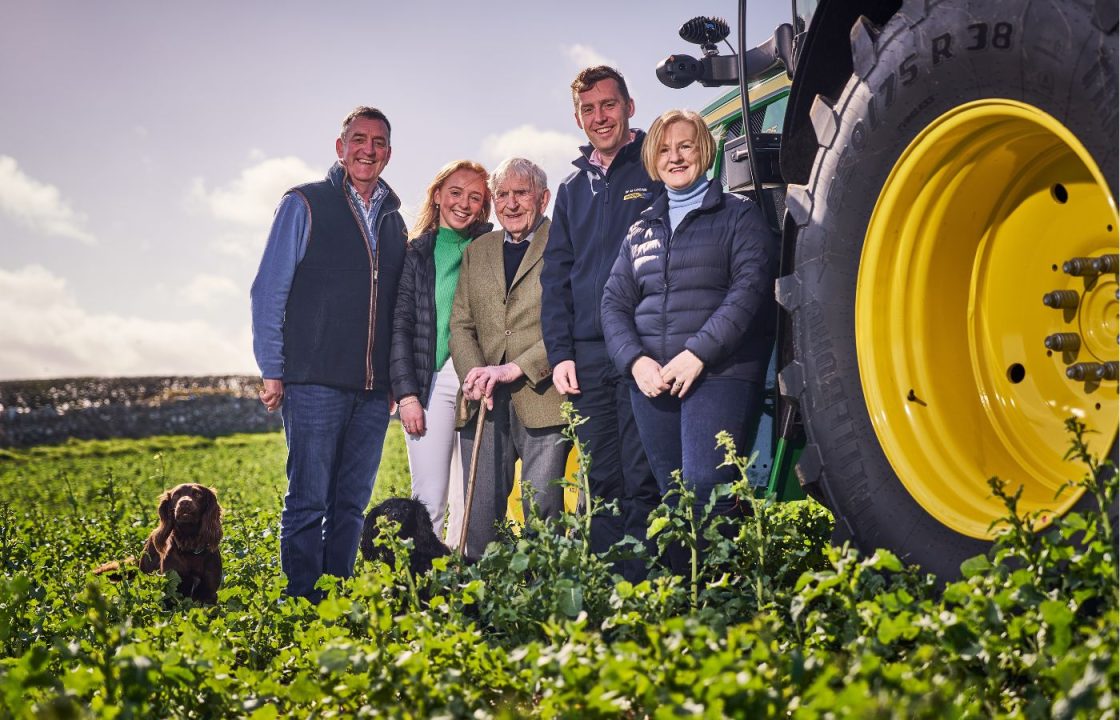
[778,0,1118,579]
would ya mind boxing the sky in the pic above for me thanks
[0,1,789,381]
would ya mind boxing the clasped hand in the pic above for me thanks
[631,350,704,399]
[462,363,524,410]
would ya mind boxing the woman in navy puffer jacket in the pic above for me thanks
[601,109,778,568]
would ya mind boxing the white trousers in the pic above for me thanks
[405,358,464,547]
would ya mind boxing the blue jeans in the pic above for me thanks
[629,376,763,515]
[280,383,389,600]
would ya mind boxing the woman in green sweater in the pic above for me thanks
[390,160,492,547]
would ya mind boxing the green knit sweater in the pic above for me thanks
[433,226,470,370]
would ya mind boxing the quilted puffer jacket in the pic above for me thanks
[601,180,777,383]
[389,223,491,405]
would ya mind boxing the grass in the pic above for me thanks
[0,425,411,513]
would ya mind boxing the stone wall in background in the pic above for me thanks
[0,376,282,448]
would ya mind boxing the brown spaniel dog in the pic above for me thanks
[96,483,223,604]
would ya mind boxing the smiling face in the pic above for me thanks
[494,172,550,241]
[435,168,488,232]
[574,78,635,165]
[656,120,704,190]
[335,116,391,198]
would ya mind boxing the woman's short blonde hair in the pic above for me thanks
[410,160,491,239]
[641,109,716,182]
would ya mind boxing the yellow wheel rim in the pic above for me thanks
[856,99,1118,539]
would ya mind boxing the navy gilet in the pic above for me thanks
[282,180,381,391]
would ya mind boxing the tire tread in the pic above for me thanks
[850,15,881,79]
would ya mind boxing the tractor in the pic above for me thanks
[657,0,1119,579]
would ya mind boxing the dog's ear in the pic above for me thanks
[411,498,431,533]
[151,486,177,551]
[158,486,176,523]
[196,486,223,550]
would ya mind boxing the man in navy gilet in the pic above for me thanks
[251,106,407,601]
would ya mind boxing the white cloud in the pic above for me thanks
[211,230,266,260]
[0,265,254,380]
[189,155,320,229]
[189,155,321,259]
[0,156,96,244]
[183,273,239,308]
[563,43,617,70]
[479,125,584,197]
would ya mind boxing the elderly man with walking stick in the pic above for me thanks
[450,157,571,559]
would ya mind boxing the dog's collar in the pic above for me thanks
[170,532,212,555]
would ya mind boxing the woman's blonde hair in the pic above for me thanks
[641,109,716,182]
[410,160,491,239]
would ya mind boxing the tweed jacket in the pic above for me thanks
[449,218,562,429]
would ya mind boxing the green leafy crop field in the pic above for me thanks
[0,421,1115,718]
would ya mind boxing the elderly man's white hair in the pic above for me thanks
[489,157,548,196]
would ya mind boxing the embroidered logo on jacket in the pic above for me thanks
[623,187,652,201]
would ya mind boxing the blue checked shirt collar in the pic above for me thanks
[347,180,388,253]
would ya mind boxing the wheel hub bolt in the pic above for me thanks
[1043,290,1080,309]
[1044,333,1081,351]
[1063,257,1101,276]
[1097,362,1119,381]
[1091,254,1118,274]
[1066,362,1102,381]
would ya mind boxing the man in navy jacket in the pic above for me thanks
[540,66,662,579]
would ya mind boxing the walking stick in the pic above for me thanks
[458,400,489,554]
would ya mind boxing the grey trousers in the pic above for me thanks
[459,389,570,558]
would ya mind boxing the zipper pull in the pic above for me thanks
[373,269,379,282]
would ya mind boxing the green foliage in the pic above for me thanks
[0,419,1115,717]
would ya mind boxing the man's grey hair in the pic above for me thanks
[489,157,548,196]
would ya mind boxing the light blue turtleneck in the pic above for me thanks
[667,177,709,232]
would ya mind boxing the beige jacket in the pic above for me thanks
[449,219,562,429]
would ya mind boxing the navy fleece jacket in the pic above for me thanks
[540,131,662,366]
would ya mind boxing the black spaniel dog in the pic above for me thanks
[359,497,450,576]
